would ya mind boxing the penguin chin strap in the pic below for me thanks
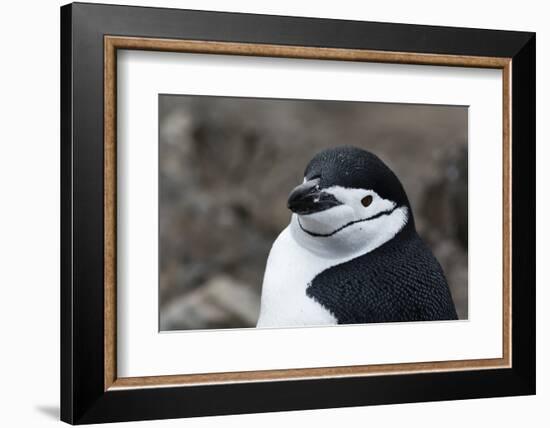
[290,206,409,260]
[297,206,397,238]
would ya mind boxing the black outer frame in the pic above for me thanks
[60,2,535,424]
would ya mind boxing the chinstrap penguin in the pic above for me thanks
[256,146,458,328]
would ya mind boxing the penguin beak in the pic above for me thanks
[287,178,342,215]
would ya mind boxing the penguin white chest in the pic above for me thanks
[256,227,339,327]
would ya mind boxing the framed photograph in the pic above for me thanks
[60,2,535,424]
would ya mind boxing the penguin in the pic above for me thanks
[256,146,458,328]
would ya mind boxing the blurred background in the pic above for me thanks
[159,95,468,331]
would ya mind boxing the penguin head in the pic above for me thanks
[288,146,414,257]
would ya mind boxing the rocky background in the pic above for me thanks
[159,95,468,330]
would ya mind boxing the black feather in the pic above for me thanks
[306,228,458,323]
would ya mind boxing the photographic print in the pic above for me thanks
[62,6,534,422]
[159,95,468,331]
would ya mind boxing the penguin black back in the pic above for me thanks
[306,228,458,323]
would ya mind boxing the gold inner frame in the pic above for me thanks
[104,35,512,391]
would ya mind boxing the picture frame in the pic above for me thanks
[60,2,535,424]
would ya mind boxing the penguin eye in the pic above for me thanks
[361,195,373,207]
